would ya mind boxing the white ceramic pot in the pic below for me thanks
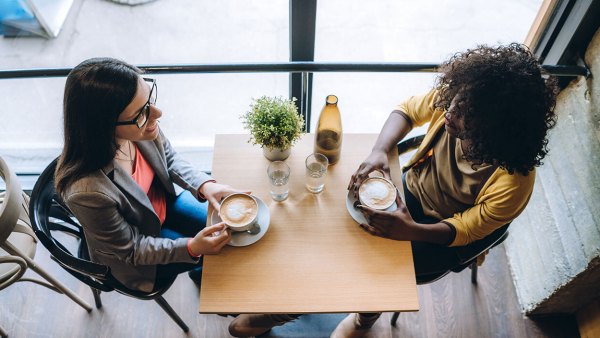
[262,147,291,161]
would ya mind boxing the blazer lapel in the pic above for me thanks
[102,160,157,220]
[136,140,175,195]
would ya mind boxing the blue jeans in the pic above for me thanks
[154,190,207,287]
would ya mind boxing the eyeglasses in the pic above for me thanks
[116,78,157,129]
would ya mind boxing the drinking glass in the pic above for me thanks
[305,153,328,193]
[267,161,290,201]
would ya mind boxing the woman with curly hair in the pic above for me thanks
[228,44,559,337]
[331,43,559,337]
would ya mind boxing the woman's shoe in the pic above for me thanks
[228,314,296,337]
[330,313,380,338]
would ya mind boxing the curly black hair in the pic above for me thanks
[434,43,559,176]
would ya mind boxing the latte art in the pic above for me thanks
[358,177,396,210]
[220,194,258,229]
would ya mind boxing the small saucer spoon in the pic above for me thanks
[247,223,261,235]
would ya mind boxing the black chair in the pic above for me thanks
[29,158,190,332]
[390,135,510,326]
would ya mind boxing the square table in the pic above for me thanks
[199,134,418,314]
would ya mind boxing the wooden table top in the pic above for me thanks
[199,134,418,314]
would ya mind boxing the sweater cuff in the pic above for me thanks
[197,180,217,200]
[187,239,202,258]
[392,109,413,129]
[440,220,457,246]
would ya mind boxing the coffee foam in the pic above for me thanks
[359,178,396,210]
[221,195,258,227]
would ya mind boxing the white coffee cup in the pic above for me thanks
[358,177,397,210]
[219,193,259,232]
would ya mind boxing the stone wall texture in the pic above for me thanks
[505,27,600,315]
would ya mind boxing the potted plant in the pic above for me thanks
[241,96,305,161]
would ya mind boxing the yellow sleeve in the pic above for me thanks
[444,169,536,247]
[395,89,439,127]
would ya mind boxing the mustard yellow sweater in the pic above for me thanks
[397,90,534,246]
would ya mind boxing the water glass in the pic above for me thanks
[267,161,290,201]
[305,153,328,193]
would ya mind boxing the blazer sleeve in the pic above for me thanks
[159,129,213,201]
[66,191,199,265]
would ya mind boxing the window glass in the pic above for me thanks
[311,73,436,138]
[0,0,288,172]
[1,0,543,174]
[312,0,543,133]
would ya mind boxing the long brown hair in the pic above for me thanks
[55,58,142,195]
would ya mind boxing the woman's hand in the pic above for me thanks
[347,149,391,197]
[199,182,250,213]
[189,223,231,255]
[358,194,417,241]
[359,194,455,245]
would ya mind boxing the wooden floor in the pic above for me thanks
[0,242,578,338]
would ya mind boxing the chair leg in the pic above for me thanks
[0,323,8,338]
[391,312,400,326]
[154,296,189,332]
[2,242,92,312]
[91,287,102,309]
[470,261,478,284]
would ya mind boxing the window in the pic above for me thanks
[312,0,543,134]
[0,0,543,175]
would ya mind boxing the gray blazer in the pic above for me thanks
[63,130,212,292]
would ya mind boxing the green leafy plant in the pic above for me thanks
[241,96,305,150]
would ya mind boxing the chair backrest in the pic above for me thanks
[0,156,31,289]
[397,134,426,155]
[455,224,510,265]
[29,157,114,292]
[29,158,176,299]
[0,157,23,245]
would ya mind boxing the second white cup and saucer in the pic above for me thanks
[211,193,271,247]
[345,176,399,224]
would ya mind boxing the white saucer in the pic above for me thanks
[211,196,270,247]
[345,189,398,225]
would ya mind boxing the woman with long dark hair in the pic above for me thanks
[55,57,241,292]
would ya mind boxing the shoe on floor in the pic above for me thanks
[228,314,295,337]
[330,313,374,338]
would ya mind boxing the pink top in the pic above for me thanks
[131,145,167,224]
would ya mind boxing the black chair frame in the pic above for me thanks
[29,158,189,332]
